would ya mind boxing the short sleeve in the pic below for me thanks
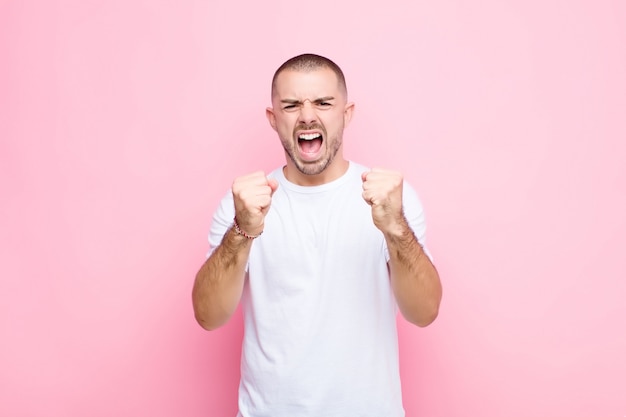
[206,190,235,258]
[383,181,433,262]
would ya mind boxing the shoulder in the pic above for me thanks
[348,161,370,176]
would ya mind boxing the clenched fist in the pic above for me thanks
[232,172,279,237]
[361,168,405,234]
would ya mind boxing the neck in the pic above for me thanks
[283,158,349,186]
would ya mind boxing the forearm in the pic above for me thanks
[385,219,442,327]
[192,226,251,330]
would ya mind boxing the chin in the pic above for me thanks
[296,165,325,176]
[300,157,335,176]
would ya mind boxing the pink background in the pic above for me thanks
[2,0,625,416]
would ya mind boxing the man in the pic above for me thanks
[192,53,442,417]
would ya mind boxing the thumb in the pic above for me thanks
[268,178,279,196]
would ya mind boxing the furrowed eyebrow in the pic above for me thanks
[313,96,335,103]
[280,97,336,105]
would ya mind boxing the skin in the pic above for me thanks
[192,66,442,330]
[266,68,354,186]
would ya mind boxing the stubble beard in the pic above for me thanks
[282,132,343,176]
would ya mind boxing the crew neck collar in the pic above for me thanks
[274,161,356,194]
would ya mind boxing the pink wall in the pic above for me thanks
[2,0,625,416]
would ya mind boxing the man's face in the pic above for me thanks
[267,67,354,184]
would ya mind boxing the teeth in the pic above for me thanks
[298,133,321,140]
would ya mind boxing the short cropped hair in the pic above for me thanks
[271,53,347,98]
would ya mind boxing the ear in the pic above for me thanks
[343,102,355,127]
[266,107,277,131]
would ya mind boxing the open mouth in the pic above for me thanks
[297,132,323,155]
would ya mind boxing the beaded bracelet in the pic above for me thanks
[233,217,263,239]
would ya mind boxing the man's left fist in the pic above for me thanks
[361,168,405,233]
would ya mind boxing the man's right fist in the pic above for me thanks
[232,171,279,237]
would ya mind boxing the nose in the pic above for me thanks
[298,100,317,125]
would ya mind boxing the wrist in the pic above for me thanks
[233,216,263,239]
[381,215,409,237]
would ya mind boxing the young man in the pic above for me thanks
[192,53,442,417]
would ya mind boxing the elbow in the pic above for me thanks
[193,301,229,331]
[197,321,221,331]
[194,314,215,331]
[194,312,227,331]
[411,281,443,328]
[410,307,439,328]
[192,284,230,331]
[403,299,441,328]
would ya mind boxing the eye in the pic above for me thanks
[282,104,299,111]
[316,101,332,109]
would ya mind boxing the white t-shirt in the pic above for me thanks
[208,162,429,417]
